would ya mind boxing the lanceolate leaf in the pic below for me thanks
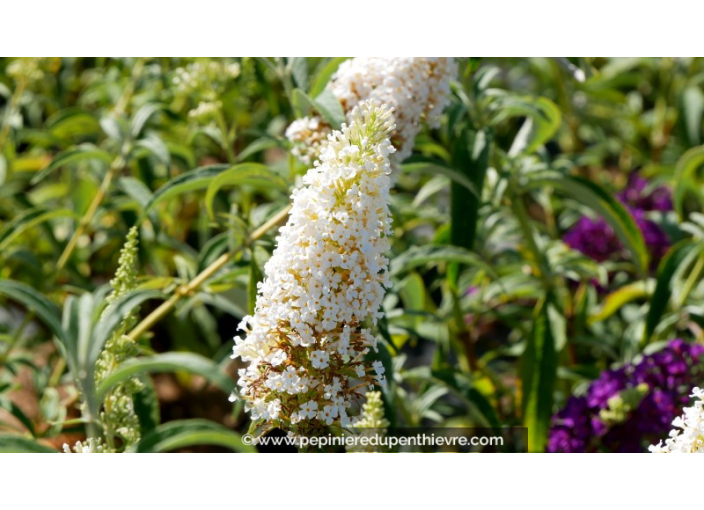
[449,127,492,285]
[309,57,348,98]
[31,144,111,185]
[0,434,57,453]
[589,280,654,324]
[674,146,704,218]
[0,398,37,437]
[0,280,68,347]
[118,176,160,227]
[133,377,161,437]
[96,352,234,401]
[528,173,649,276]
[130,419,256,453]
[292,88,345,129]
[493,96,561,155]
[0,207,78,252]
[520,298,558,453]
[390,245,494,277]
[131,103,165,138]
[90,289,164,367]
[644,240,697,342]
[506,97,561,156]
[204,163,288,219]
[143,164,230,214]
[289,57,309,92]
[313,88,346,129]
[401,161,479,197]
[431,368,500,428]
[681,86,704,146]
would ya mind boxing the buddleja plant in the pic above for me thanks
[60,227,145,453]
[0,224,256,453]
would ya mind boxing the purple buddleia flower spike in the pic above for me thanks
[548,340,704,452]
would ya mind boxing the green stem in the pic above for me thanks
[56,155,125,273]
[127,204,292,341]
[113,58,145,116]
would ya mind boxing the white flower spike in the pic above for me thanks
[286,57,457,167]
[232,101,394,435]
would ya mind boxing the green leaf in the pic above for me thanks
[390,245,493,277]
[473,66,501,95]
[398,272,426,313]
[131,103,164,138]
[449,128,492,284]
[289,57,309,92]
[60,294,100,407]
[589,280,654,324]
[0,398,36,437]
[96,352,234,401]
[520,298,558,453]
[674,146,704,218]
[0,280,68,347]
[0,434,57,453]
[118,177,160,228]
[136,134,170,166]
[204,163,289,219]
[46,108,101,140]
[401,161,479,197]
[130,419,256,453]
[291,88,311,118]
[236,137,280,162]
[0,155,7,185]
[0,207,78,252]
[31,144,111,185]
[645,240,697,342]
[529,173,649,275]
[310,57,348,98]
[133,377,160,437]
[431,369,500,428]
[508,98,561,156]
[91,289,164,367]
[143,164,230,214]
[547,301,567,352]
[681,86,704,147]
[292,88,345,129]
[494,96,561,155]
[100,116,124,142]
[313,88,345,129]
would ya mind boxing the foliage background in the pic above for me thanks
[1,57,703,452]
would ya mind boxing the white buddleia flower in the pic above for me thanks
[286,57,457,168]
[232,101,395,435]
[62,438,105,453]
[286,116,332,166]
[649,387,704,453]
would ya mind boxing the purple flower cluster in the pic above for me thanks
[548,339,704,453]
[564,174,671,267]
[617,175,672,212]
